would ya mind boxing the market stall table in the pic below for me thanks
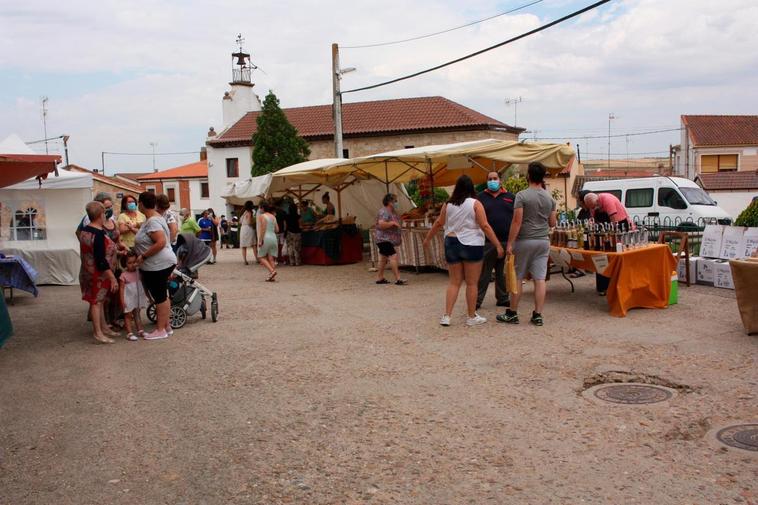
[549,244,677,317]
[301,225,363,266]
[0,255,39,303]
[369,226,448,272]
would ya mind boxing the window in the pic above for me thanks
[680,187,715,206]
[146,186,156,193]
[226,158,239,177]
[625,188,654,208]
[342,149,349,158]
[200,182,209,198]
[167,187,176,203]
[658,188,687,209]
[12,207,46,241]
[701,154,738,173]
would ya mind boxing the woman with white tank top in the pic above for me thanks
[423,175,504,327]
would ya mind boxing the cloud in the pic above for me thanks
[0,0,756,170]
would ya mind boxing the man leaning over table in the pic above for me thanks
[476,171,514,310]
[582,192,634,296]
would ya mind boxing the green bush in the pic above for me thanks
[405,182,449,206]
[504,176,528,194]
[734,199,758,227]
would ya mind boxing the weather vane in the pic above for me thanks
[236,33,245,52]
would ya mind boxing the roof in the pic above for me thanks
[114,172,152,182]
[137,160,208,181]
[572,174,660,195]
[209,96,523,147]
[682,115,758,146]
[695,171,758,191]
[65,164,143,193]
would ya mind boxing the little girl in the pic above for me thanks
[119,250,147,341]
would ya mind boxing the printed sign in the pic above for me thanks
[591,254,609,274]
[699,225,724,259]
[743,227,758,258]
[571,252,585,262]
[559,248,572,267]
[549,248,567,268]
[713,261,734,289]
[719,226,745,260]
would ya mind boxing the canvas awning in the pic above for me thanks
[221,173,274,205]
[0,135,61,189]
[329,139,575,187]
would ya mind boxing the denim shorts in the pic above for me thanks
[444,236,484,264]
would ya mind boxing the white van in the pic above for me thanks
[581,177,732,225]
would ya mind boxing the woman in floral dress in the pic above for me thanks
[79,201,119,344]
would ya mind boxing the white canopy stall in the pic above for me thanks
[0,169,92,285]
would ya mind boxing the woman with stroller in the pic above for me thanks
[257,201,279,281]
[134,191,177,340]
[239,200,257,265]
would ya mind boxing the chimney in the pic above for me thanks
[200,147,207,161]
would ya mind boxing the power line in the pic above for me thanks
[102,150,201,156]
[535,127,682,140]
[342,0,612,95]
[583,150,671,156]
[342,0,544,49]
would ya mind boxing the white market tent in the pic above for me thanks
[221,160,414,229]
[0,168,92,285]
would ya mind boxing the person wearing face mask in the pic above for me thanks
[117,194,146,249]
[476,172,515,310]
[374,193,406,285]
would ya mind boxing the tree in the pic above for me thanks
[251,91,310,176]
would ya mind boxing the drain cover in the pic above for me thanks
[593,384,673,404]
[716,424,758,452]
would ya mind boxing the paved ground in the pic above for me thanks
[1,249,756,505]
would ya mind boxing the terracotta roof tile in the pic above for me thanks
[695,171,758,191]
[137,161,208,181]
[66,164,144,193]
[209,96,520,146]
[682,115,758,146]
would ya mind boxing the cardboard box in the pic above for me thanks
[719,226,746,260]
[678,256,699,284]
[700,224,724,258]
[743,227,758,258]
[713,260,735,290]
[696,258,717,286]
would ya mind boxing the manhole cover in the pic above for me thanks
[593,384,673,404]
[716,424,758,452]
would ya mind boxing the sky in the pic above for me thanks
[1,0,757,174]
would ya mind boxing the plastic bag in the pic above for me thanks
[506,254,519,294]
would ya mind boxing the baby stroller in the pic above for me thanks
[146,233,219,329]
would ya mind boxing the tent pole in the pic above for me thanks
[336,185,343,221]
[384,161,389,194]
[428,158,434,205]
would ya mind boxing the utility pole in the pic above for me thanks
[332,43,343,159]
[149,142,158,172]
[101,152,105,176]
[607,113,616,170]
[504,96,523,127]
[62,135,70,166]
[41,97,49,154]
[331,43,356,159]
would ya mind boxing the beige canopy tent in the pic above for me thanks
[325,139,576,189]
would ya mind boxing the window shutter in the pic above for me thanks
[700,155,718,173]
[719,154,738,171]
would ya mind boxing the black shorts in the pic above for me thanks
[140,265,175,304]
[444,236,484,264]
[377,241,397,257]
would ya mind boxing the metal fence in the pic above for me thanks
[632,216,726,256]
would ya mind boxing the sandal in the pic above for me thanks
[126,333,139,341]
[375,279,390,284]
[395,279,407,285]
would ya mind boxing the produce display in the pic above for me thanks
[401,202,443,225]
[550,221,650,252]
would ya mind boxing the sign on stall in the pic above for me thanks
[743,227,758,258]
[699,225,724,258]
[719,226,745,260]
[591,254,609,274]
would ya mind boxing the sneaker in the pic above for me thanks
[466,313,487,326]
[530,312,544,326]
[439,315,451,326]
[126,333,138,341]
[165,327,174,337]
[143,329,168,340]
[395,279,407,285]
[496,310,520,324]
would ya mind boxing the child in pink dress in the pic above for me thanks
[119,251,147,341]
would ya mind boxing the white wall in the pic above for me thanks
[207,144,252,216]
[189,179,210,215]
[222,85,261,131]
[162,181,180,211]
[710,191,758,219]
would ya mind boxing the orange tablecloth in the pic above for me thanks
[550,244,678,317]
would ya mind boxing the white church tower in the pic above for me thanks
[206,35,262,215]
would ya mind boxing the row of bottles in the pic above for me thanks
[551,221,650,252]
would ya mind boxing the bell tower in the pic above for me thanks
[222,34,261,130]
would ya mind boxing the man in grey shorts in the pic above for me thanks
[497,162,557,326]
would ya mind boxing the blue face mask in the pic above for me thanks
[487,180,500,192]
[127,202,137,212]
